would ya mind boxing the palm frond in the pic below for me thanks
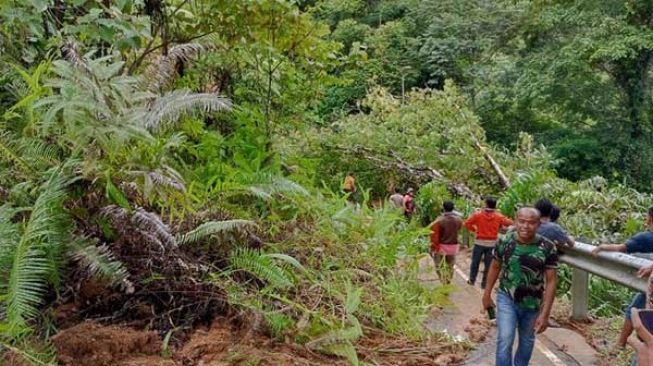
[176,220,257,246]
[143,90,232,131]
[229,248,294,289]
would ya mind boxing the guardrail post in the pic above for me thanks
[571,268,589,320]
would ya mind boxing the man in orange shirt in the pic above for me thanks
[343,173,356,204]
[465,196,513,289]
[430,200,463,284]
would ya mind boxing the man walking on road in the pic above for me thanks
[430,201,463,284]
[465,196,513,288]
[482,207,558,366]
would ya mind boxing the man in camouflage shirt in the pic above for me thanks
[482,207,558,366]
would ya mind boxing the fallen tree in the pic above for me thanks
[324,143,478,199]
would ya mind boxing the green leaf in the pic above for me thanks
[105,178,130,210]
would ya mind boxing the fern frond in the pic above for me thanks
[265,253,307,274]
[306,315,362,365]
[0,132,33,174]
[61,40,94,77]
[176,220,257,246]
[101,205,176,250]
[0,205,21,280]
[131,208,176,248]
[146,171,186,192]
[344,285,363,315]
[239,174,309,200]
[147,43,205,91]
[316,342,359,366]
[69,239,132,291]
[0,338,56,366]
[99,204,130,221]
[229,248,294,289]
[143,90,232,131]
[4,168,71,335]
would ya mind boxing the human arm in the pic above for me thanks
[481,259,501,311]
[500,214,514,228]
[534,268,557,333]
[464,213,477,232]
[430,222,441,253]
[592,244,627,256]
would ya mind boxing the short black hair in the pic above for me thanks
[485,196,497,209]
[550,205,561,222]
[648,206,653,218]
[443,200,454,212]
[534,198,553,218]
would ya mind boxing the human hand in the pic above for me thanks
[638,265,653,279]
[481,293,495,314]
[628,309,653,366]
[591,245,604,256]
[534,313,549,334]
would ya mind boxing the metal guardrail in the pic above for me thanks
[559,241,653,319]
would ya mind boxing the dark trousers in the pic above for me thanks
[469,244,494,286]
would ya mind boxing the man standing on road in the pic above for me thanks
[534,198,575,248]
[592,206,653,350]
[482,207,558,366]
[465,196,513,289]
[430,200,463,284]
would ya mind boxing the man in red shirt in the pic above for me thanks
[430,200,463,284]
[465,196,513,289]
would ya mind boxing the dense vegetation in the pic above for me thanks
[1,0,652,365]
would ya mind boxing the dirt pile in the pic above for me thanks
[41,321,341,366]
[30,320,468,366]
[51,322,166,366]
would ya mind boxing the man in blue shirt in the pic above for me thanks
[592,206,653,350]
[534,199,575,248]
